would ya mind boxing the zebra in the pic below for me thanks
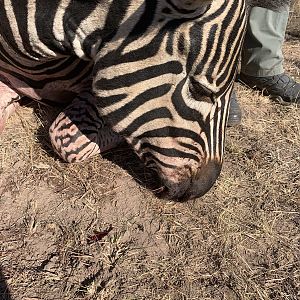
[0,0,289,199]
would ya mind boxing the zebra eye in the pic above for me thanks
[189,77,214,103]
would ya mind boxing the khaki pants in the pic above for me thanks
[241,6,290,77]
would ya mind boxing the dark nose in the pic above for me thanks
[186,160,222,199]
[167,160,221,200]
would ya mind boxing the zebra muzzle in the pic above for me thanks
[162,160,222,200]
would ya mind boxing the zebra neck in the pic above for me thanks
[61,0,159,61]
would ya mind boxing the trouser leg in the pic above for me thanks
[241,6,289,77]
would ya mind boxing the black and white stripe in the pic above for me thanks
[0,0,287,199]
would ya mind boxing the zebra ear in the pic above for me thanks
[172,0,212,10]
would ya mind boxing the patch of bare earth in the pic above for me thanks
[1,40,300,300]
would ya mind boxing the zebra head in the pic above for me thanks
[93,0,247,199]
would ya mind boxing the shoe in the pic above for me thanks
[227,90,242,127]
[238,73,300,105]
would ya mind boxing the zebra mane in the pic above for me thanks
[247,0,291,10]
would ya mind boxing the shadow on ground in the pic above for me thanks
[103,145,163,193]
[0,267,11,300]
[25,100,163,196]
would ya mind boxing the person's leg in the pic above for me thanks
[239,5,300,104]
[228,5,300,126]
[241,6,288,77]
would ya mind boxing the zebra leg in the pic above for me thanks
[0,81,21,134]
[49,92,125,163]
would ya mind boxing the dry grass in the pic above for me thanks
[1,35,300,300]
[288,0,300,36]
[291,0,300,14]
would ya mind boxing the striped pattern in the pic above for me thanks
[93,0,247,198]
[49,92,124,163]
[0,0,249,199]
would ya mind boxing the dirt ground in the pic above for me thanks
[1,15,300,300]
